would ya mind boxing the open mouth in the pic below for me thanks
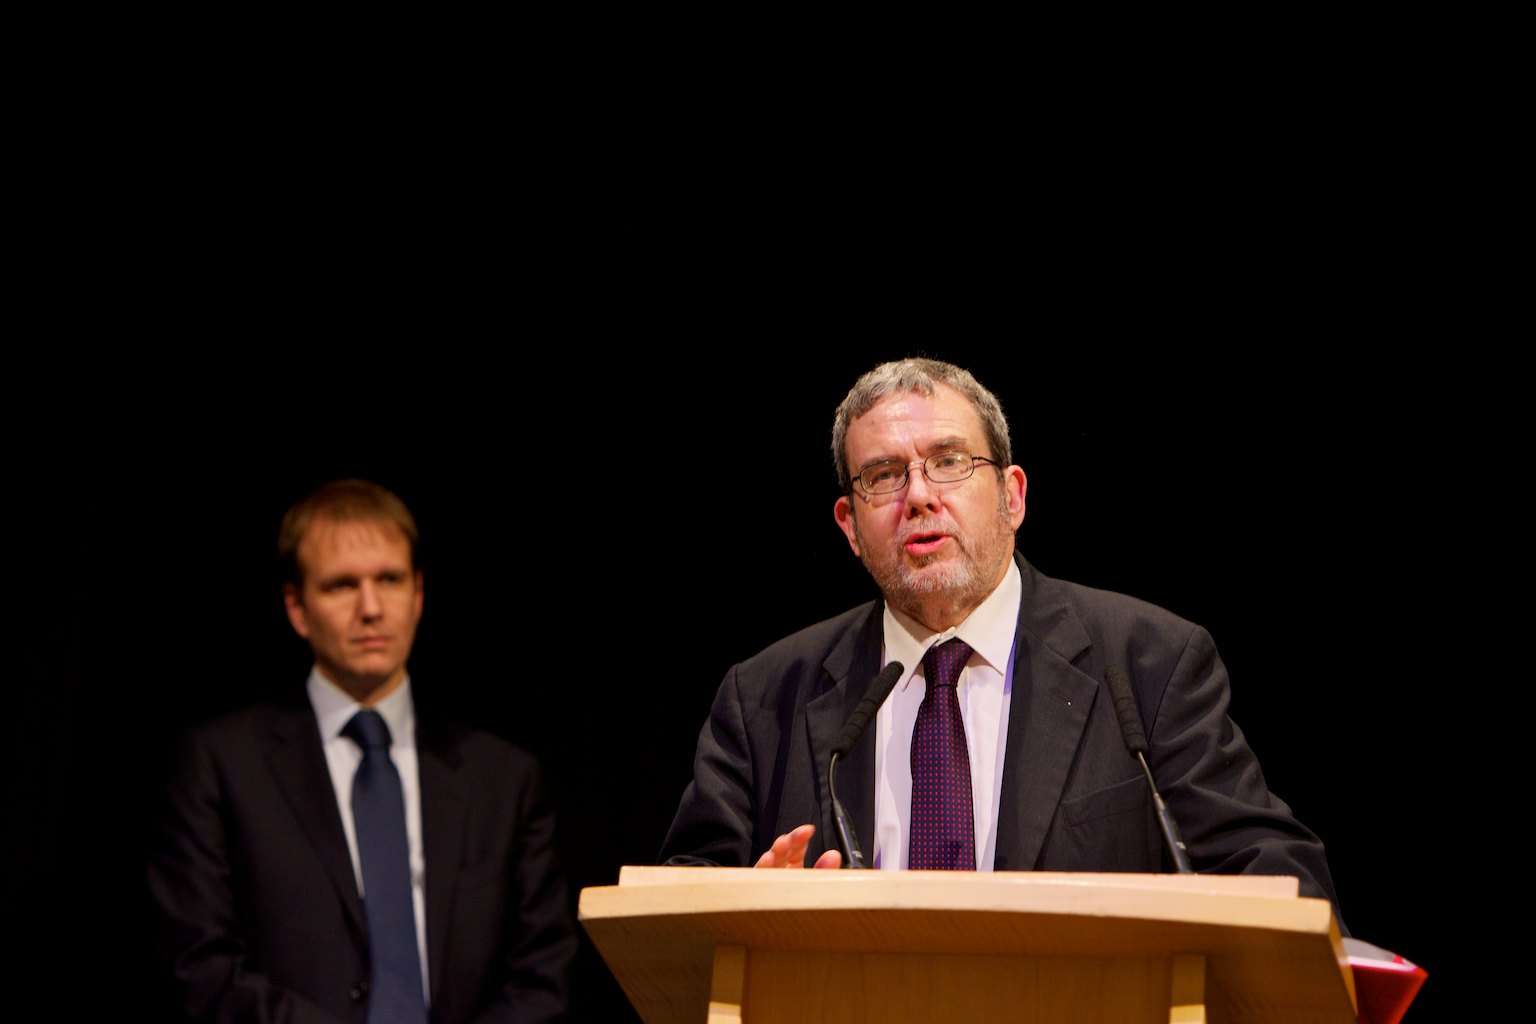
[903,530,949,556]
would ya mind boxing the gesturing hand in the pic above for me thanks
[753,824,843,869]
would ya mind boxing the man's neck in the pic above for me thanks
[317,668,406,708]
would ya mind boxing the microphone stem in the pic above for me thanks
[829,752,866,869]
[1137,751,1193,873]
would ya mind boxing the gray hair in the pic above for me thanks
[831,358,1012,489]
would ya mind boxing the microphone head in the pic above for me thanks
[1105,663,1149,756]
[832,661,905,759]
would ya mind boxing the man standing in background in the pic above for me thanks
[148,478,576,1023]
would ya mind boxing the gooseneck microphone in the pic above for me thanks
[1105,663,1194,874]
[829,661,904,869]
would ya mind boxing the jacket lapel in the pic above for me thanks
[994,556,1099,871]
[416,712,466,1003]
[804,604,885,865]
[264,698,368,936]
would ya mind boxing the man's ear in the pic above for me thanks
[1007,466,1027,529]
[833,496,861,557]
[282,583,310,639]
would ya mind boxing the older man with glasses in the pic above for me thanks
[658,357,1347,935]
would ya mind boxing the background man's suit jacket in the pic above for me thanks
[659,552,1345,930]
[147,689,577,1024]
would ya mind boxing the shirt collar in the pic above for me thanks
[307,667,416,746]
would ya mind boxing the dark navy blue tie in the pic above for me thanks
[343,710,428,1024]
[910,638,977,870]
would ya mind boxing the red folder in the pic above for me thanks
[1346,938,1428,1024]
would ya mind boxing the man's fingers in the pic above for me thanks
[754,824,819,868]
[813,849,843,870]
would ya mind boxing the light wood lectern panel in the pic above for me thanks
[578,867,1357,1024]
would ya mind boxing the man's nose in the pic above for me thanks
[357,581,384,619]
[905,465,942,515]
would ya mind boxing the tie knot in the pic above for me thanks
[343,709,392,751]
[922,638,973,691]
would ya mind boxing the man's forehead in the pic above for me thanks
[298,517,413,567]
[848,384,982,452]
[304,516,407,545]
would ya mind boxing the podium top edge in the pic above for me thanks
[610,865,1301,899]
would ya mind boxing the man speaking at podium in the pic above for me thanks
[658,358,1345,930]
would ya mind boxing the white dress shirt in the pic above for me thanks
[872,559,1022,870]
[309,669,430,1003]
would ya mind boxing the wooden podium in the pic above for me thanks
[578,867,1358,1024]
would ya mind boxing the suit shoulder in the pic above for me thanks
[154,700,313,790]
[176,700,299,743]
[420,716,544,774]
[736,601,878,670]
[1028,564,1204,647]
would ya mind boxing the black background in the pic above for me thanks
[7,79,1502,1016]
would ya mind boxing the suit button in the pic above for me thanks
[350,981,369,1002]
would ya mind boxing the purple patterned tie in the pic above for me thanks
[910,638,976,870]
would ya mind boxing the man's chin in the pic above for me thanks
[890,559,979,597]
[328,663,406,702]
[905,575,973,597]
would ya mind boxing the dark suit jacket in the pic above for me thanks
[147,689,577,1024]
[659,553,1346,931]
